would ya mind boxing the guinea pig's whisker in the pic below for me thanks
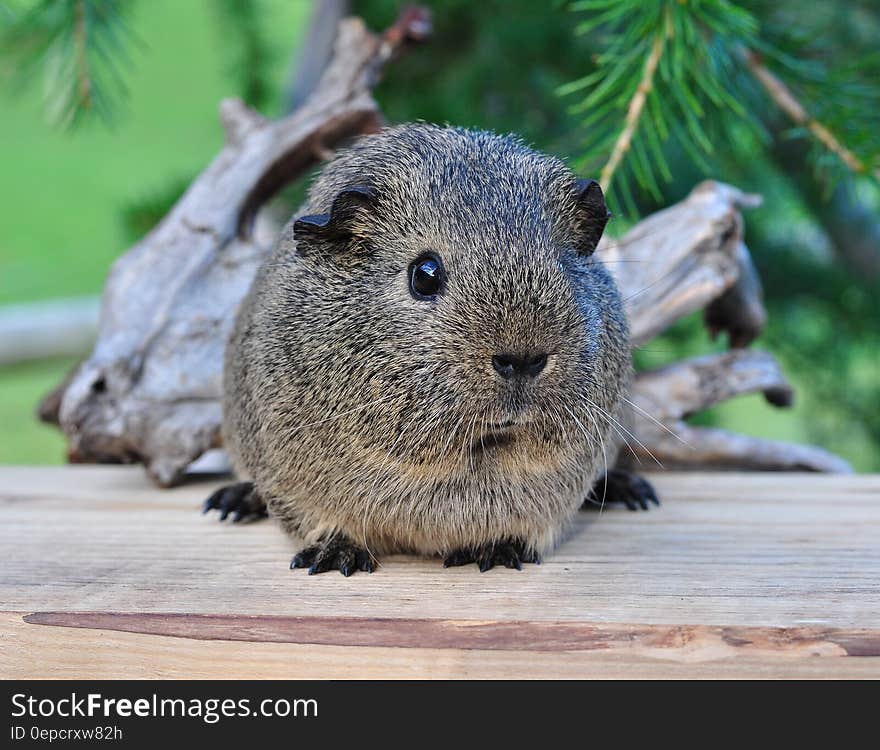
[586,259,650,266]
[549,403,568,445]
[580,396,640,464]
[438,412,466,468]
[564,400,595,456]
[466,413,480,477]
[575,382,640,463]
[290,395,397,434]
[602,215,698,251]
[621,266,681,304]
[601,413,641,464]
[580,406,609,511]
[620,395,693,449]
[580,395,663,468]
[563,404,608,513]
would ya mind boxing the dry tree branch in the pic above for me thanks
[49,8,433,486]
[627,350,852,473]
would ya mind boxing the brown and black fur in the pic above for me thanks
[207,123,657,575]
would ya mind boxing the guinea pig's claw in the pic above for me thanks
[582,469,660,512]
[203,481,268,523]
[444,539,540,572]
[290,535,375,576]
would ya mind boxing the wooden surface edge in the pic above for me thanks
[21,610,880,657]
[4,612,879,679]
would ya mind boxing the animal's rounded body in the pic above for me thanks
[212,124,655,574]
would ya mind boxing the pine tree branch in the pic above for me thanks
[599,9,669,190]
[73,0,93,114]
[742,47,879,182]
[1,0,138,128]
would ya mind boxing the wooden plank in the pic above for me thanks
[1,466,879,678]
[20,611,880,655]
[3,614,879,680]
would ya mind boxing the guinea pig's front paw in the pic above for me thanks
[443,538,541,572]
[582,469,660,511]
[203,481,268,522]
[290,534,375,577]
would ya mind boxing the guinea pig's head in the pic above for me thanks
[286,124,630,479]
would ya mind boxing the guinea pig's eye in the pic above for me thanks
[408,253,445,300]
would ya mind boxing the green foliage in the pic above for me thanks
[0,0,290,129]
[355,0,596,157]
[118,174,193,243]
[750,0,880,188]
[211,0,276,111]
[562,0,754,215]
[561,0,880,217]
[0,0,311,306]
[0,0,139,128]
[0,358,76,464]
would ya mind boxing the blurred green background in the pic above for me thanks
[0,0,877,470]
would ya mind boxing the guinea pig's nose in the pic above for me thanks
[492,352,548,379]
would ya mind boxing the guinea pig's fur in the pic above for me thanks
[213,123,655,574]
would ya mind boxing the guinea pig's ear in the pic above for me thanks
[293,185,378,246]
[572,178,611,255]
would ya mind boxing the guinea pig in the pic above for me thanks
[205,123,658,575]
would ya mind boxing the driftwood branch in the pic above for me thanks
[627,350,850,472]
[631,423,853,473]
[704,240,767,349]
[50,9,432,486]
[600,181,762,347]
[42,9,851,485]
[599,183,847,472]
[633,350,794,422]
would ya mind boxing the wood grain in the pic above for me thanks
[21,611,880,656]
[1,466,879,678]
[4,614,879,680]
